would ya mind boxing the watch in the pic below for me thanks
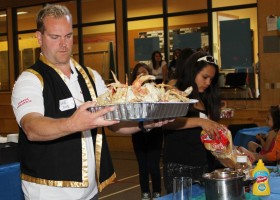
[138,121,152,133]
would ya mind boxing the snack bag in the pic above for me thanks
[200,127,230,153]
[201,127,236,168]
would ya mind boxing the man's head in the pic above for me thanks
[36,4,72,34]
[35,4,73,67]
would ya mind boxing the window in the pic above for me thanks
[14,1,117,83]
[128,18,164,72]
[17,6,42,31]
[167,0,207,13]
[127,0,162,18]
[82,0,114,23]
[0,10,9,91]
[212,0,256,8]
[78,24,116,83]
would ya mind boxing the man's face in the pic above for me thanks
[36,15,73,66]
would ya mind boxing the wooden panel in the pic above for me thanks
[0,104,16,118]
[0,118,18,135]
[219,109,268,127]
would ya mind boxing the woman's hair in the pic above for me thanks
[36,4,72,33]
[176,51,221,120]
[131,62,152,84]
[151,51,163,69]
[270,105,280,132]
[175,48,196,79]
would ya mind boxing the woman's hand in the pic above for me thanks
[237,146,256,164]
[200,119,226,138]
[144,118,175,129]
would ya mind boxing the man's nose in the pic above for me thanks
[59,37,67,47]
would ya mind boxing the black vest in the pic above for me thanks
[19,57,115,191]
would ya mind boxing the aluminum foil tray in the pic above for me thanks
[89,99,198,121]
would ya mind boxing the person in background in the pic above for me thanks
[11,5,170,200]
[168,48,181,80]
[162,51,223,193]
[248,105,280,161]
[148,51,168,84]
[167,48,195,87]
[130,63,163,200]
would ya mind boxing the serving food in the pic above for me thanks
[201,127,252,168]
[91,72,197,121]
[89,100,197,121]
[96,72,193,105]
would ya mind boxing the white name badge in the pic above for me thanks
[59,97,75,111]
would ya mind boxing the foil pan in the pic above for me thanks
[88,99,198,121]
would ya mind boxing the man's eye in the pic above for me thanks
[66,34,72,39]
[50,36,59,39]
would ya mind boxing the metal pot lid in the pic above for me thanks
[203,168,243,180]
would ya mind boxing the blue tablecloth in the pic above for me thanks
[159,169,280,200]
[0,162,24,200]
[233,126,270,148]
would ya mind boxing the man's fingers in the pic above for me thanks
[79,101,97,110]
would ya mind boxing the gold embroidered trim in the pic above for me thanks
[87,67,96,82]
[81,131,89,186]
[98,172,116,192]
[21,173,89,187]
[37,55,115,190]
[39,54,66,80]
[95,133,102,186]
[25,69,44,88]
[72,59,97,101]
[37,54,89,187]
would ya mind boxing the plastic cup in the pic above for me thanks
[173,177,192,200]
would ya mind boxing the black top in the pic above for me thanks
[163,108,213,167]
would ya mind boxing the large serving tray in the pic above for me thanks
[89,99,198,121]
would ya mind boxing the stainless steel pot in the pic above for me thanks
[203,168,245,200]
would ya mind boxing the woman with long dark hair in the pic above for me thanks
[131,63,163,200]
[148,51,168,84]
[162,51,223,193]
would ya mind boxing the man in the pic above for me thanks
[11,4,168,200]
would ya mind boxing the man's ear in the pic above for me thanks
[36,31,42,46]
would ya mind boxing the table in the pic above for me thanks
[233,126,270,148]
[0,162,24,200]
[159,167,280,200]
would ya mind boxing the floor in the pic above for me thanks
[99,151,167,200]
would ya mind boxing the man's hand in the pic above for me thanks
[67,101,120,132]
[21,101,120,141]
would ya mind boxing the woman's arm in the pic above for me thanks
[109,119,174,134]
[261,130,276,151]
[237,146,256,164]
[163,117,224,136]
